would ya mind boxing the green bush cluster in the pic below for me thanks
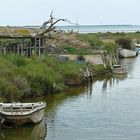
[103,42,118,53]
[64,44,78,54]
[93,64,109,76]
[0,54,85,101]
[77,34,103,49]
[115,37,132,50]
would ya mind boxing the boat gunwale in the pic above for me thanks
[0,106,45,117]
[0,102,46,116]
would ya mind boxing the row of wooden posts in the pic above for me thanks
[101,50,119,68]
[0,37,46,57]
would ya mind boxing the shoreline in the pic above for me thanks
[0,30,138,101]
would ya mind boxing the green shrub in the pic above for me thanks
[64,45,78,54]
[0,78,21,101]
[77,34,103,49]
[0,54,86,100]
[12,76,30,96]
[115,37,132,50]
[103,42,118,53]
[93,64,109,76]
[10,54,27,67]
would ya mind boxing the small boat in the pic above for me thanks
[111,65,127,75]
[134,43,140,48]
[0,102,46,126]
[119,49,137,58]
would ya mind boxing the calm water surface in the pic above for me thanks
[1,56,140,140]
[57,25,140,33]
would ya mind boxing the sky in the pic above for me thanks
[0,0,140,26]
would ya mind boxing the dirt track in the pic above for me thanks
[59,54,104,64]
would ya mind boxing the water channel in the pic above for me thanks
[1,56,140,140]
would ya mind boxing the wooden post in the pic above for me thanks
[101,52,107,68]
[39,37,41,56]
[42,37,45,55]
[21,43,23,55]
[17,40,20,54]
[30,43,32,57]
[26,42,28,56]
[35,37,37,55]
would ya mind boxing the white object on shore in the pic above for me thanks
[134,43,140,48]
[119,49,137,58]
[111,65,127,75]
[0,102,46,126]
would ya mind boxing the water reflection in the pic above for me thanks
[101,74,127,92]
[45,86,85,111]
[2,56,140,140]
[80,73,128,96]
[0,120,47,140]
[45,56,140,140]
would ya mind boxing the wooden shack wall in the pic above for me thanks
[0,37,46,56]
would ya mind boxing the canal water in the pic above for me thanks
[1,56,140,140]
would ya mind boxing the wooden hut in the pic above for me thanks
[0,26,46,56]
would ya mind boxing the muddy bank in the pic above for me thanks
[64,64,110,86]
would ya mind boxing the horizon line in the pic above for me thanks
[0,24,140,28]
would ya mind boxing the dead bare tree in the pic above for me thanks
[38,11,73,36]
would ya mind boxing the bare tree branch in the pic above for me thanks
[37,11,74,36]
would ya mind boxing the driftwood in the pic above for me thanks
[38,11,72,36]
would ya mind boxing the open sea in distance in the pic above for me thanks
[56,25,140,33]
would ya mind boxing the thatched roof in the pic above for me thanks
[0,26,43,38]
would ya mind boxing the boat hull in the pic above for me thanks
[111,65,127,75]
[119,49,137,58]
[0,108,45,126]
[111,68,127,75]
[0,102,46,126]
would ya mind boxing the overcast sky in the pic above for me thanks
[1,0,140,26]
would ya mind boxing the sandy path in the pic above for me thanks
[59,54,103,64]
